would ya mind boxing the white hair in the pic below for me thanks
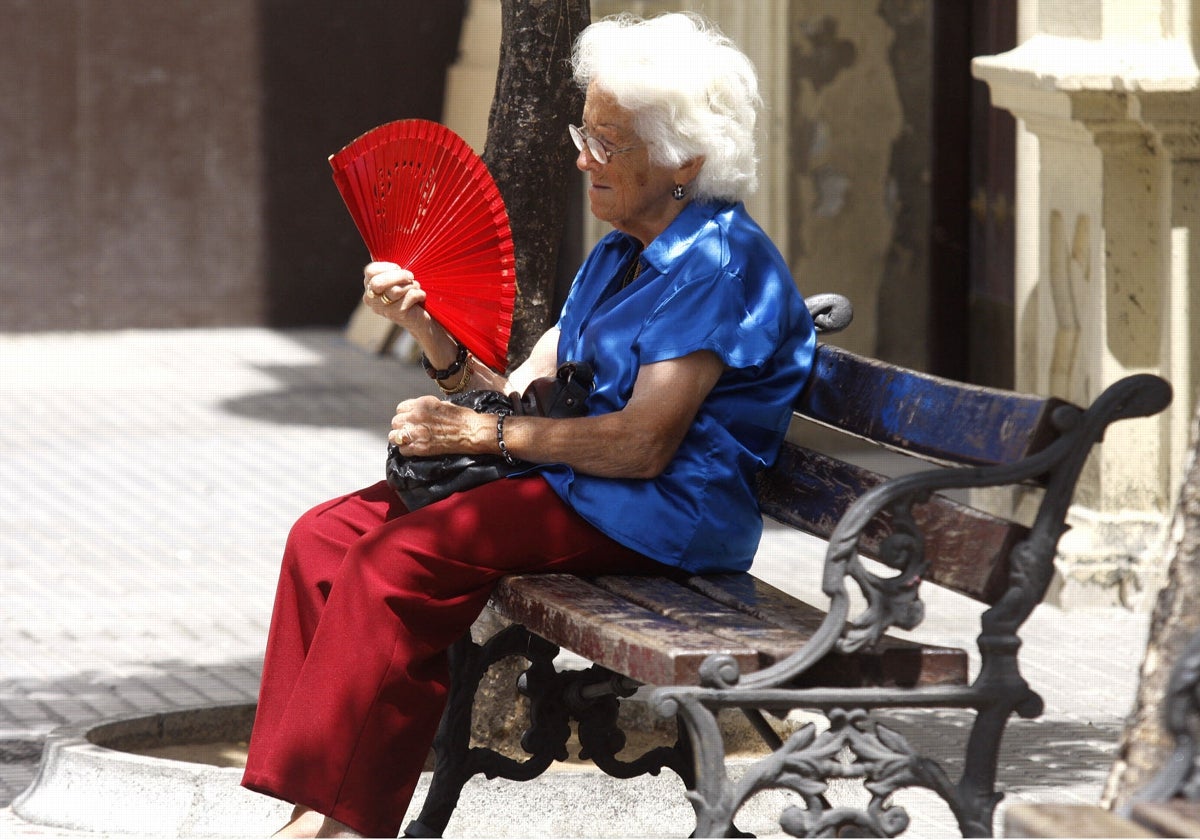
[571,12,762,204]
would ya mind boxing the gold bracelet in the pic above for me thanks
[438,354,474,395]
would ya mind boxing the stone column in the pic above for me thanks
[973,1,1200,606]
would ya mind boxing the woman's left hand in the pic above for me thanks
[389,349,724,478]
[389,395,489,456]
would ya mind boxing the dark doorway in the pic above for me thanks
[258,0,467,327]
[929,0,1017,387]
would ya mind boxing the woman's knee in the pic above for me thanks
[295,485,393,548]
[280,488,388,588]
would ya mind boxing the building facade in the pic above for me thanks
[4,0,1192,606]
[974,0,1200,605]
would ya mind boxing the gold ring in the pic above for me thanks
[396,427,410,446]
[379,292,394,306]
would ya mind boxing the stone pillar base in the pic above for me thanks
[1047,507,1169,611]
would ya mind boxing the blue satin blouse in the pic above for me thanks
[539,200,815,573]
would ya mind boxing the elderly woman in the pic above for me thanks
[242,12,815,838]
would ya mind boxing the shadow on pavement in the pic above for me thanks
[218,331,433,431]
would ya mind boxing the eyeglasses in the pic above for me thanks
[569,124,642,165]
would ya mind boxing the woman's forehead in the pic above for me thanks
[582,85,634,132]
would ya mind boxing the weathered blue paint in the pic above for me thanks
[798,344,1065,467]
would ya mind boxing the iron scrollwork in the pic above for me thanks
[665,699,970,838]
[407,627,691,838]
[569,666,693,784]
[839,496,929,654]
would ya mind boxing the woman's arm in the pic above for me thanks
[363,261,558,392]
[390,350,725,480]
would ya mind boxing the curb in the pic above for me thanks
[11,704,800,838]
[12,706,283,838]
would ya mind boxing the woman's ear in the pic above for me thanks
[679,156,705,184]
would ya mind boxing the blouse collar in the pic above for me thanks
[638,199,734,275]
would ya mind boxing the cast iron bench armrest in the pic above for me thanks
[717,371,1172,695]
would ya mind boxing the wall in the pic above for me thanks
[974,0,1200,605]
[579,1,933,363]
[1,0,261,330]
[788,1,927,362]
[3,0,938,353]
[258,0,464,327]
[0,0,463,331]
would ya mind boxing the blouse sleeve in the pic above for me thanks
[637,268,793,372]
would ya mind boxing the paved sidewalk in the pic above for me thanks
[0,329,435,809]
[0,328,1152,836]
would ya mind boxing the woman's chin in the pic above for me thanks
[586,197,614,224]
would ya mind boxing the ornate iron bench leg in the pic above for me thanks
[404,624,562,838]
[569,666,693,783]
[667,694,739,838]
[956,702,1019,837]
[403,633,488,838]
[953,633,1046,838]
[664,691,985,838]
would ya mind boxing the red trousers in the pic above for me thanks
[241,476,662,837]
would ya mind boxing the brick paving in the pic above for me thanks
[0,328,1153,836]
[0,329,437,812]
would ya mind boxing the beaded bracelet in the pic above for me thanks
[496,410,517,465]
[437,355,474,396]
[421,343,469,381]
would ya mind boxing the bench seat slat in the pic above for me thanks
[591,574,824,664]
[1004,804,1157,838]
[489,573,760,686]
[671,574,967,687]
[760,443,1022,604]
[492,572,968,688]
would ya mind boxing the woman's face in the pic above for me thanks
[577,84,694,246]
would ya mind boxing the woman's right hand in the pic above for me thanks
[361,260,477,386]
[362,262,427,331]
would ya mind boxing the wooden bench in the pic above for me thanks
[403,295,1172,838]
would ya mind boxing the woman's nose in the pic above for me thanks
[576,146,597,172]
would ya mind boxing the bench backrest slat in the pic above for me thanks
[796,344,1069,468]
[759,443,1025,605]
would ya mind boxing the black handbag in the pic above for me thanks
[386,361,594,510]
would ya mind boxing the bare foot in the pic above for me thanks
[272,805,325,838]
[315,817,364,838]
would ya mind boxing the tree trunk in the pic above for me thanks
[482,0,590,370]
[1103,394,1200,809]
[465,0,590,747]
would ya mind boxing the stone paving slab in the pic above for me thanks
[1,329,437,811]
[0,328,1153,837]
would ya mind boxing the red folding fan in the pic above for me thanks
[329,119,517,371]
